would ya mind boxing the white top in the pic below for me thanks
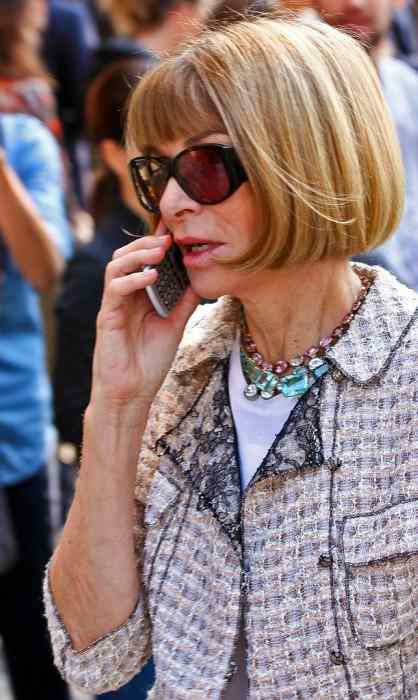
[223,338,296,699]
[228,336,296,491]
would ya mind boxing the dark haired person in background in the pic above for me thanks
[96,0,208,59]
[42,0,99,204]
[53,58,156,700]
[0,0,60,137]
[54,56,152,457]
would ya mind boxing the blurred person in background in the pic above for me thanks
[0,0,88,244]
[0,112,72,700]
[281,0,418,292]
[391,1,418,69]
[53,57,156,700]
[42,0,99,204]
[0,0,60,139]
[94,0,210,73]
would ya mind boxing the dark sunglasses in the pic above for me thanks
[129,143,248,214]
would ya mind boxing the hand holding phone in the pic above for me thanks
[94,232,199,413]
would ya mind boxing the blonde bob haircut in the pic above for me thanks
[126,13,405,271]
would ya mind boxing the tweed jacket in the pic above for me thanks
[45,266,418,700]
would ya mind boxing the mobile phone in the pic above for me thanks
[144,242,189,317]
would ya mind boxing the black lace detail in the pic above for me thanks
[163,361,324,550]
[251,379,324,488]
[165,362,243,551]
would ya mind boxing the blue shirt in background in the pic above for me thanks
[0,114,73,486]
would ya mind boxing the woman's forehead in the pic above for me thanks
[143,130,231,156]
[131,103,226,151]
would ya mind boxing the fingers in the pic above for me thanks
[112,231,171,260]
[102,237,168,313]
[105,245,165,287]
[106,268,157,300]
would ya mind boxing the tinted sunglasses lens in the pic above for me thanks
[136,159,169,211]
[177,147,230,204]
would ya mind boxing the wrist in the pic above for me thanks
[81,401,150,481]
[84,394,152,432]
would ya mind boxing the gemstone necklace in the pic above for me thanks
[240,269,373,401]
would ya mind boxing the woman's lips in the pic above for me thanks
[180,241,223,268]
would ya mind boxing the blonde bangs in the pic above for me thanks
[126,57,224,153]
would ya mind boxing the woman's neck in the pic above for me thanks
[239,259,362,363]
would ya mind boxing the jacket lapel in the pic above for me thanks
[161,360,243,551]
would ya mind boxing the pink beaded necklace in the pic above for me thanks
[240,267,373,400]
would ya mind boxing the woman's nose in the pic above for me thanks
[159,176,202,218]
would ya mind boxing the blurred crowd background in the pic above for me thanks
[0,1,417,699]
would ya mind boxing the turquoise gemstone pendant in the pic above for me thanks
[240,348,331,401]
[279,366,313,398]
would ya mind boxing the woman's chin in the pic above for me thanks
[188,270,235,301]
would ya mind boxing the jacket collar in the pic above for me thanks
[174,296,240,373]
[150,266,418,445]
[326,266,418,383]
[175,266,418,384]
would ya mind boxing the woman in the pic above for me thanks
[53,56,156,700]
[45,14,418,699]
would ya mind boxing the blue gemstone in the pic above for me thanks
[280,367,313,398]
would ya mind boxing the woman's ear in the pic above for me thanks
[99,139,127,178]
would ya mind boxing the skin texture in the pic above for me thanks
[0,149,63,291]
[23,0,49,45]
[316,0,404,47]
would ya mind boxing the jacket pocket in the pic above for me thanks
[342,498,418,649]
